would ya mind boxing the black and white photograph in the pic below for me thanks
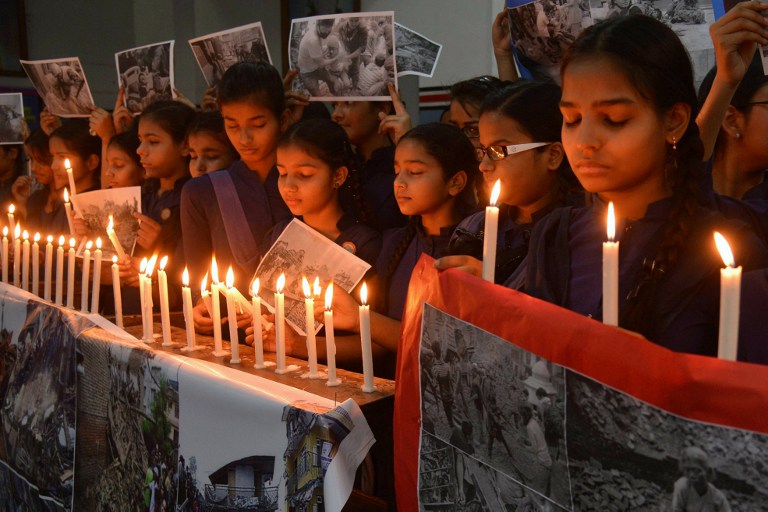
[189,22,272,88]
[115,40,175,115]
[20,57,94,118]
[253,219,371,336]
[288,11,397,101]
[566,370,768,510]
[419,304,572,510]
[394,23,442,78]
[0,93,24,144]
[69,186,141,259]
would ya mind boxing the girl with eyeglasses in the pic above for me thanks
[435,81,581,284]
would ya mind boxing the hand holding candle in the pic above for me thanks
[482,180,501,283]
[359,282,376,392]
[106,214,127,261]
[715,232,741,361]
[324,283,341,386]
[602,202,619,326]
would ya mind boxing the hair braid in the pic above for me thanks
[380,217,420,309]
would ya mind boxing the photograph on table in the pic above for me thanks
[69,186,141,259]
[252,219,371,336]
[394,23,442,78]
[566,370,768,510]
[419,304,571,510]
[189,22,272,88]
[0,93,24,144]
[20,57,94,118]
[288,11,396,101]
[115,40,175,115]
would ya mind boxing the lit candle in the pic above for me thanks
[90,238,102,313]
[7,204,15,238]
[482,179,501,283]
[66,237,75,307]
[359,282,376,392]
[21,230,29,291]
[158,256,173,346]
[180,268,198,351]
[143,255,157,343]
[324,283,340,386]
[1,227,7,283]
[65,158,76,196]
[80,241,92,312]
[200,272,213,318]
[44,235,53,300]
[12,224,20,287]
[112,255,123,328]
[106,214,127,261]
[138,258,147,332]
[251,278,266,369]
[63,188,74,234]
[274,273,287,373]
[210,256,225,356]
[715,232,741,360]
[32,233,40,296]
[55,236,65,305]
[603,202,619,326]
[225,267,241,364]
[302,277,319,378]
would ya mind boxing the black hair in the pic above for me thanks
[187,111,237,157]
[25,128,52,166]
[140,100,196,145]
[50,119,102,169]
[217,62,285,119]
[108,129,142,168]
[561,15,705,337]
[449,76,505,118]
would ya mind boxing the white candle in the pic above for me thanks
[200,272,213,318]
[106,214,127,261]
[482,179,501,283]
[603,202,619,326]
[251,278,266,368]
[225,267,240,364]
[44,235,53,300]
[144,255,157,343]
[66,237,75,307]
[210,256,225,356]
[715,232,741,360]
[7,204,15,239]
[21,230,29,291]
[80,241,92,312]
[65,158,76,196]
[91,238,102,313]
[324,283,340,386]
[112,255,123,328]
[63,188,74,234]
[158,256,173,346]
[1,227,8,283]
[180,268,197,351]
[138,258,147,333]
[32,233,40,296]
[55,236,65,304]
[274,273,287,373]
[13,224,20,287]
[359,282,376,392]
[302,277,319,378]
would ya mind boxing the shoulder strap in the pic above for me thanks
[208,170,261,269]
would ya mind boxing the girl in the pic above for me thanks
[103,129,144,189]
[436,81,580,285]
[186,111,238,178]
[519,15,768,356]
[0,144,24,212]
[13,129,53,231]
[181,61,293,334]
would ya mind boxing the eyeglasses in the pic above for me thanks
[461,124,479,139]
[475,142,551,162]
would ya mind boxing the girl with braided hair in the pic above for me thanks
[517,14,768,355]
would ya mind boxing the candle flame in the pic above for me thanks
[96,237,102,249]
[490,179,501,206]
[47,235,53,243]
[226,266,234,288]
[64,158,71,171]
[325,283,334,310]
[107,215,114,231]
[112,255,117,264]
[360,282,368,305]
[22,230,28,240]
[34,233,40,243]
[714,232,735,268]
[182,267,189,287]
[313,277,321,297]
[85,241,93,250]
[63,188,69,203]
[14,224,20,238]
[276,273,285,293]
[159,255,168,271]
[146,254,158,276]
[201,272,209,293]
[607,202,616,242]
[68,237,75,248]
[58,235,65,246]
[211,255,219,283]
[2,227,7,237]
[140,257,148,274]
[302,276,311,298]
[8,204,14,215]
[251,278,260,296]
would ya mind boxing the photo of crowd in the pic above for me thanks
[115,41,175,115]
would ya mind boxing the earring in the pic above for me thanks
[333,182,341,188]
[735,132,742,139]
[671,136,677,151]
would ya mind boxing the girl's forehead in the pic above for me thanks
[220,101,277,120]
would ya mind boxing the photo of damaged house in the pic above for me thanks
[203,456,278,511]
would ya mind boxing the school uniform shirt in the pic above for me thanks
[736,269,768,365]
[518,196,768,356]
[181,161,291,299]
[142,177,188,260]
[377,223,454,321]
[702,164,768,243]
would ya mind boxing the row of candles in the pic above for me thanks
[481,180,741,361]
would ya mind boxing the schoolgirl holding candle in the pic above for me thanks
[516,15,768,356]
[187,111,239,178]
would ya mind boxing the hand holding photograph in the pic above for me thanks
[69,186,141,259]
